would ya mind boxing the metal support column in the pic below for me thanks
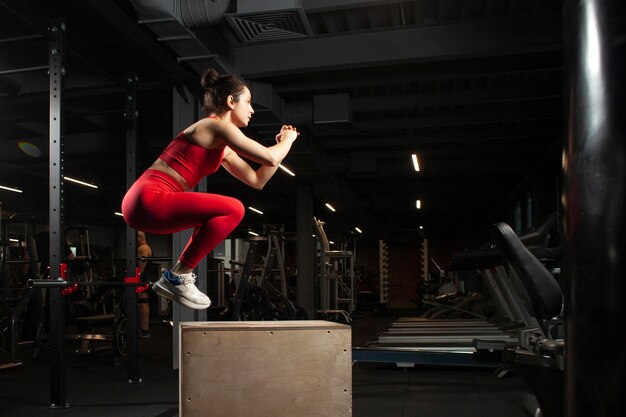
[171,84,206,369]
[47,19,67,409]
[124,74,141,383]
[563,1,626,416]
[296,184,315,318]
[0,202,6,291]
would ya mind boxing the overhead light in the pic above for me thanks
[278,164,295,176]
[248,230,259,236]
[64,176,98,189]
[329,240,334,245]
[114,212,123,217]
[9,238,19,243]
[416,199,421,209]
[325,203,336,212]
[419,226,424,230]
[0,184,23,193]
[248,206,264,215]
[411,154,420,172]
[355,227,363,234]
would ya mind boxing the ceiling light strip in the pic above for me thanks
[0,185,23,193]
[278,164,295,176]
[411,154,420,172]
[64,176,98,189]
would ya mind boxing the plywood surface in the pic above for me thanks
[180,320,352,417]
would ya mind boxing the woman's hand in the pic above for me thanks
[276,125,299,143]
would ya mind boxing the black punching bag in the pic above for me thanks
[563,1,625,416]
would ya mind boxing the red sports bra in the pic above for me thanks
[159,131,225,188]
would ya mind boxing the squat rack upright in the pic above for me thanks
[0,18,143,408]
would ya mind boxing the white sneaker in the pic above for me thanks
[153,269,211,310]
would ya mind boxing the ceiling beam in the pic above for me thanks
[301,0,391,12]
[273,59,563,94]
[235,13,562,76]
[352,101,562,131]
[350,82,562,113]
[320,127,560,150]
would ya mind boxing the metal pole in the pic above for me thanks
[0,202,5,291]
[0,65,48,76]
[563,1,625,416]
[124,74,141,383]
[296,184,315,318]
[47,19,67,409]
[169,84,212,364]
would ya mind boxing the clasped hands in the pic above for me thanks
[275,125,299,143]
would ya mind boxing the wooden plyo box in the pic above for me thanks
[179,320,352,417]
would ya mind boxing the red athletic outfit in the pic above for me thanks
[121,131,245,269]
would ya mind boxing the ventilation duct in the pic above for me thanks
[311,93,354,135]
[128,0,232,74]
[314,93,351,124]
[129,0,230,28]
[246,80,284,125]
[226,9,312,43]
[226,0,312,44]
[127,0,340,195]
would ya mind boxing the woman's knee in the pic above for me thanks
[229,198,245,223]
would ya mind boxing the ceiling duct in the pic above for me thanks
[311,93,354,136]
[225,0,312,44]
[226,9,312,43]
[128,0,286,121]
[314,93,351,124]
[128,0,233,74]
[246,80,284,126]
[129,0,230,27]
[128,0,344,201]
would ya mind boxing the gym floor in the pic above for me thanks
[0,312,532,417]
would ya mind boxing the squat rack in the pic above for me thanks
[0,18,143,407]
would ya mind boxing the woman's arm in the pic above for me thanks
[220,125,298,190]
[137,244,152,274]
[210,121,298,167]
[221,149,281,190]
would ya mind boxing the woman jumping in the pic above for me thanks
[121,69,299,309]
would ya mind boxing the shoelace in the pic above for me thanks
[179,273,197,285]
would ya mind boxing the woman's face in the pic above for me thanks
[230,87,254,128]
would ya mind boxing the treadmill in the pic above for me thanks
[354,214,560,367]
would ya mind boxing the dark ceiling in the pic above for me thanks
[0,0,564,248]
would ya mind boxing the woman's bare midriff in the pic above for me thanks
[149,159,191,191]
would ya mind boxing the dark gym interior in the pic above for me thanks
[1,1,624,416]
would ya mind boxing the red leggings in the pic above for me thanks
[121,169,244,269]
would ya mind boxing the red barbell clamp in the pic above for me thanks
[61,283,78,296]
[124,267,149,293]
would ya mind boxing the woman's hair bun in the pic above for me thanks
[200,68,220,89]
[199,68,247,115]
